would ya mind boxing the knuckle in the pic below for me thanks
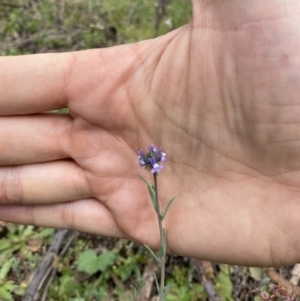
[0,167,23,203]
[60,203,75,230]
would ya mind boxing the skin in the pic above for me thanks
[0,0,300,267]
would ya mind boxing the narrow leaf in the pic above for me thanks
[163,283,175,301]
[138,175,157,211]
[144,244,161,263]
[137,174,153,188]
[0,286,12,301]
[22,225,34,237]
[153,272,160,294]
[0,239,12,252]
[162,197,176,220]
[0,258,14,281]
[34,228,55,238]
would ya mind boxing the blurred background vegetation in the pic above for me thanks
[0,0,191,55]
[0,1,296,301]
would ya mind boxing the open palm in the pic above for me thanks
[1,0,300,266]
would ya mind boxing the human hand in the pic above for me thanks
[1,0,300,266]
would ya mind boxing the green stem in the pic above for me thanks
[154,173,165,301]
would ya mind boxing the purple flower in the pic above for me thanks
[138,149,146,166]
[157,147,166,162]
[147,145,154,152]
[151,162,163,173]
[138,145,167,174]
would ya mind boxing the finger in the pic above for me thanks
[0,47,135,116]
[0,199,124,238]
[0,160,91,204]
[0,53,72,114]
[0,40,166,117]
[0,114,71,165]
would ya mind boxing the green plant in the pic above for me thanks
[0,258,16,301]
[0,224,54,300]
[166,281,205,301]
[215,265,233,301]
[138,145,175,301]
[77,249,116,275]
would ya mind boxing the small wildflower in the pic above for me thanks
[138,144,167,174]
[137,144,174,301]
[157,147,167,162]
[138,149,146,166]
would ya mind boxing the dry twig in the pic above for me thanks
[290,264,300,286]
[22,229,70,301]
[137,262,159,301]
[266,268,300,295]
[193,259,222,301]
